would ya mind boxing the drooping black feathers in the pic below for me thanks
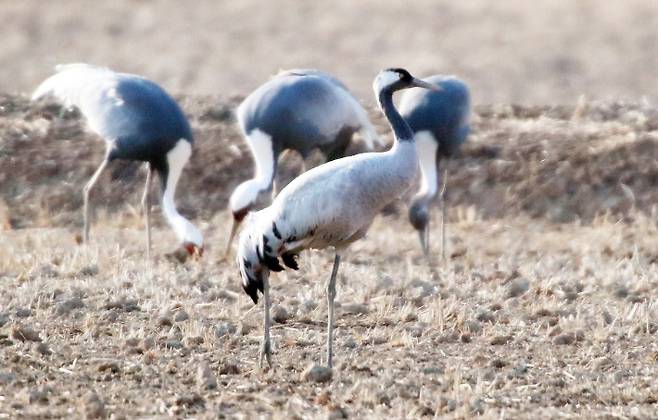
[281,253,299,270]
[242,273,263,304]
[260,235,285,272]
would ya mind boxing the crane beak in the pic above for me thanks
[224,219,240,257]
[184,242,204,259]
[418,225,430,257]
[411,78,440,91]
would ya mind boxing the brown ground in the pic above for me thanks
[1,96,658,419]
[2,1,658,419]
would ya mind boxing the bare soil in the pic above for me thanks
[1,95,658,418]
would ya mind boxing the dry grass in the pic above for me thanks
[1,209,657,418]
[1,97,658,417]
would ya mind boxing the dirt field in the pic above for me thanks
[1,95,658,418]
[2,1,658,419]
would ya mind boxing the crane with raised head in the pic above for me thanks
[236,68,437,370]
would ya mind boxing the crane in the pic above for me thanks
[226,69,381,253]
[32,64,203,259]
[399,75,470,258]
[236,68,437,369]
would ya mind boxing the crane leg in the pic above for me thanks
[326,253,341,369]
[440,167,449,263]
[259,274,273,369]
[83,159,109,244]
[141,164,153,259]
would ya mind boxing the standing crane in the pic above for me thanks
[236,68,437,369]
[32,64,203,258]
[226,69,381,253]
[399,76,470,258]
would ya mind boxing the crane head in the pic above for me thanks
[373,68,441,96]
[226,178,270,256]
[183,241,204,259]
[409,196,430,256]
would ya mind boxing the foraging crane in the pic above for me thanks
[399,76,470,258]
[237,68,437,369]
[32,64,203,258]
[226,69,382,253]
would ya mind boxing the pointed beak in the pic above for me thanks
[224,219,241,257]
[183,242,204,259]
[411,78,440,91]
[418,224,430,257]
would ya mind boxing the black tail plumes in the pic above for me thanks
[242,273,263,304]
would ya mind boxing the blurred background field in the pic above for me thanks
[1,0,657,104]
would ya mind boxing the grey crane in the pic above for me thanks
[226,69,381,253]
[399,75,470,258]
[236,68,437,369]
[32,64,203,258]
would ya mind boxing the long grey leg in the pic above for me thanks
[83,159,109,244]
[440,166,449,263]
[141,163,153,259]
[326,253,341,368]
[260,274,273,369]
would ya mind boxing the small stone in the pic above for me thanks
[79,265,99,277]
[465,320,483,333]
[125,337,141,347]
[83,392,107,419]
[476,310,496,323]
[341,303,368,315]
[506,278,529,299]
[0,372,17,385]
[174,310,189,322]
[158,311,173,327]
[272,305,291,324]
[184,336,204,347]
[164,340,183,349]
[11,325,42,342]
[422,366,444,375]
[27,388,49,404]
[215,321,236,338]
[218,359,240,375]
[15,308,32,318]
[613,286,629,299]
[236,322,252,336]
[302,299,318,313]
[553,331,584,345]
[491,358,507,368]
[343,336,357,349]
[56,297,85,316]
[97,361,120,374]
[405,322,424,337]
[301,364,332,383]
[142,336,155,350]
[490,335,512,345]
[197,362,217,389]
[35,342,52,356]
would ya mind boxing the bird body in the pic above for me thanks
[32,63,202,256]
[227,70,381,250]
[239,141,417,297]
[399,75,470,256]
[237,68,437,369]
